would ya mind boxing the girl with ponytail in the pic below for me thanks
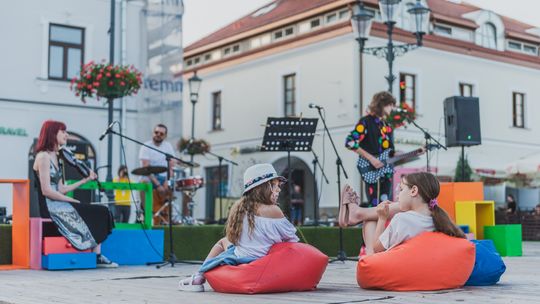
[340,172,464,255]
[179,164,299,292]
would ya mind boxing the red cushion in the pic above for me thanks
[205,242,328,294]
[357,232,475,291]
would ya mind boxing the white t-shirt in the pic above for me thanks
[234,215,299,259]
[378,211,435,250]
[138,140,175,180]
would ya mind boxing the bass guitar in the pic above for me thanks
[357,147,428,184]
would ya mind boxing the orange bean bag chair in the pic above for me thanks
[357,232,475,291]
[205,242,328,294]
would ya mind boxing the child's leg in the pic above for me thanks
[347,202,400,225]
[203,237,231,262]
[362,220,378,255]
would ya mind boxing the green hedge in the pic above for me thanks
[162,225,364,260]
[0,225,363,264]
[0,225,12,264]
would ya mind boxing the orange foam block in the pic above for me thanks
[437,182,484,222]
[0,179,30,271]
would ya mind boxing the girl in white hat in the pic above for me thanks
[179,163,299,292]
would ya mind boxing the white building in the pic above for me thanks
[0,0,185,217]
[182,0,540,222]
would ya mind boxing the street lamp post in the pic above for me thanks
[188,71,202,175]
[105,0,116,202]
[351,0,431,93]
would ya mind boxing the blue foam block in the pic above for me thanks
[42,253,97,270]
[101,229,164,265]
[459,225,470,234]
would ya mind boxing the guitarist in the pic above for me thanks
[345,91,396,207]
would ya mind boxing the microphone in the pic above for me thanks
[393,108,408,113]
[99,121,117,141]
[308,103,323,110]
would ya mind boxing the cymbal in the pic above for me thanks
[131,166,167,176]
[176,159,200,168]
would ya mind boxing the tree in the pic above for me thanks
[454,153,473,182]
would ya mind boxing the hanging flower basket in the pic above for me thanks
[178,138,211,155]
[71,61,142,103]
[386,102,416,129]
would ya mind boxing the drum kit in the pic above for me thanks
[131,164,204,225]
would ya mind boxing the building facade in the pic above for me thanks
[0,0,185,217]
[182,0,540,222]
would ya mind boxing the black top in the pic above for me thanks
[345,115,394,157]
[507,201,516,214]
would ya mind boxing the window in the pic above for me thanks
[223,47,231,56]
[284,27,294,36]
[433,24,452,37]
[310,18,321,29]
[232,44,240,52]
[459,83,474,97]
[479,22,497,49]
[512,92,525,128]
[274,30,283,40]
[338,10,349,19]
[326,13,337,24]
[508,41,521,50]
[212,91,222,130]
[186,59,193,67]
[48,24,84,81]
[204,54,211,61]
[283,74,296,117]
[399,73,416,110]
[523,45,538,55]
[194,57,200,64]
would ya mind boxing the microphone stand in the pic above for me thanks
[313,107,355,263]
[204,151,238,224]
[311,150,329,226]
[406,118,447,172]
[105,129,199,267]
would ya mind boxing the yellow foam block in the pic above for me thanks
[455,201,495,240]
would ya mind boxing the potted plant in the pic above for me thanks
[386,102,416,129]
[71,61,142,102]
[178,138,211,155]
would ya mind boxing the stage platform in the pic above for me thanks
[0,242,539,304]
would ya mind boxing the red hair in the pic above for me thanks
[35,120,66,153]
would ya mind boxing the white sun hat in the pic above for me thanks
[242,163,287,195]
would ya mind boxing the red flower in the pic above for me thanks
[97,74,103,80]
[87,84,93,89]
[108,81,114,86]
[106,72,111,77]
[120,81,125,86]
[93,82,100,87]
[86,74,92,79]
[394,115,401,120]
[115,73,120,78]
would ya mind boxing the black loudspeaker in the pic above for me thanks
[444,96,482,147]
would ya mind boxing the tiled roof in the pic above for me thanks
[185,0,342,52]
[185,0,540,53]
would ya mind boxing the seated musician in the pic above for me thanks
[138,124,175,224]
[33,120,117,267]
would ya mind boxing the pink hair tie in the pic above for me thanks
[429,199,438,209]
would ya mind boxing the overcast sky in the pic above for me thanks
[182,0,540,46]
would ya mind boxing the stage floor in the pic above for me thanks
[1,242,539,304]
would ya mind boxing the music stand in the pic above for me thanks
[260,117,318,220]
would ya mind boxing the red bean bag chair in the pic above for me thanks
[357,232,475,291]
[205,242,328,294]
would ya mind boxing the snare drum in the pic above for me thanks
[176,176,204,192]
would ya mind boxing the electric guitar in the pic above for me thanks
[357,147,428,184]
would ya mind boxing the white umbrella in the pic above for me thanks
[505,153,540,178]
